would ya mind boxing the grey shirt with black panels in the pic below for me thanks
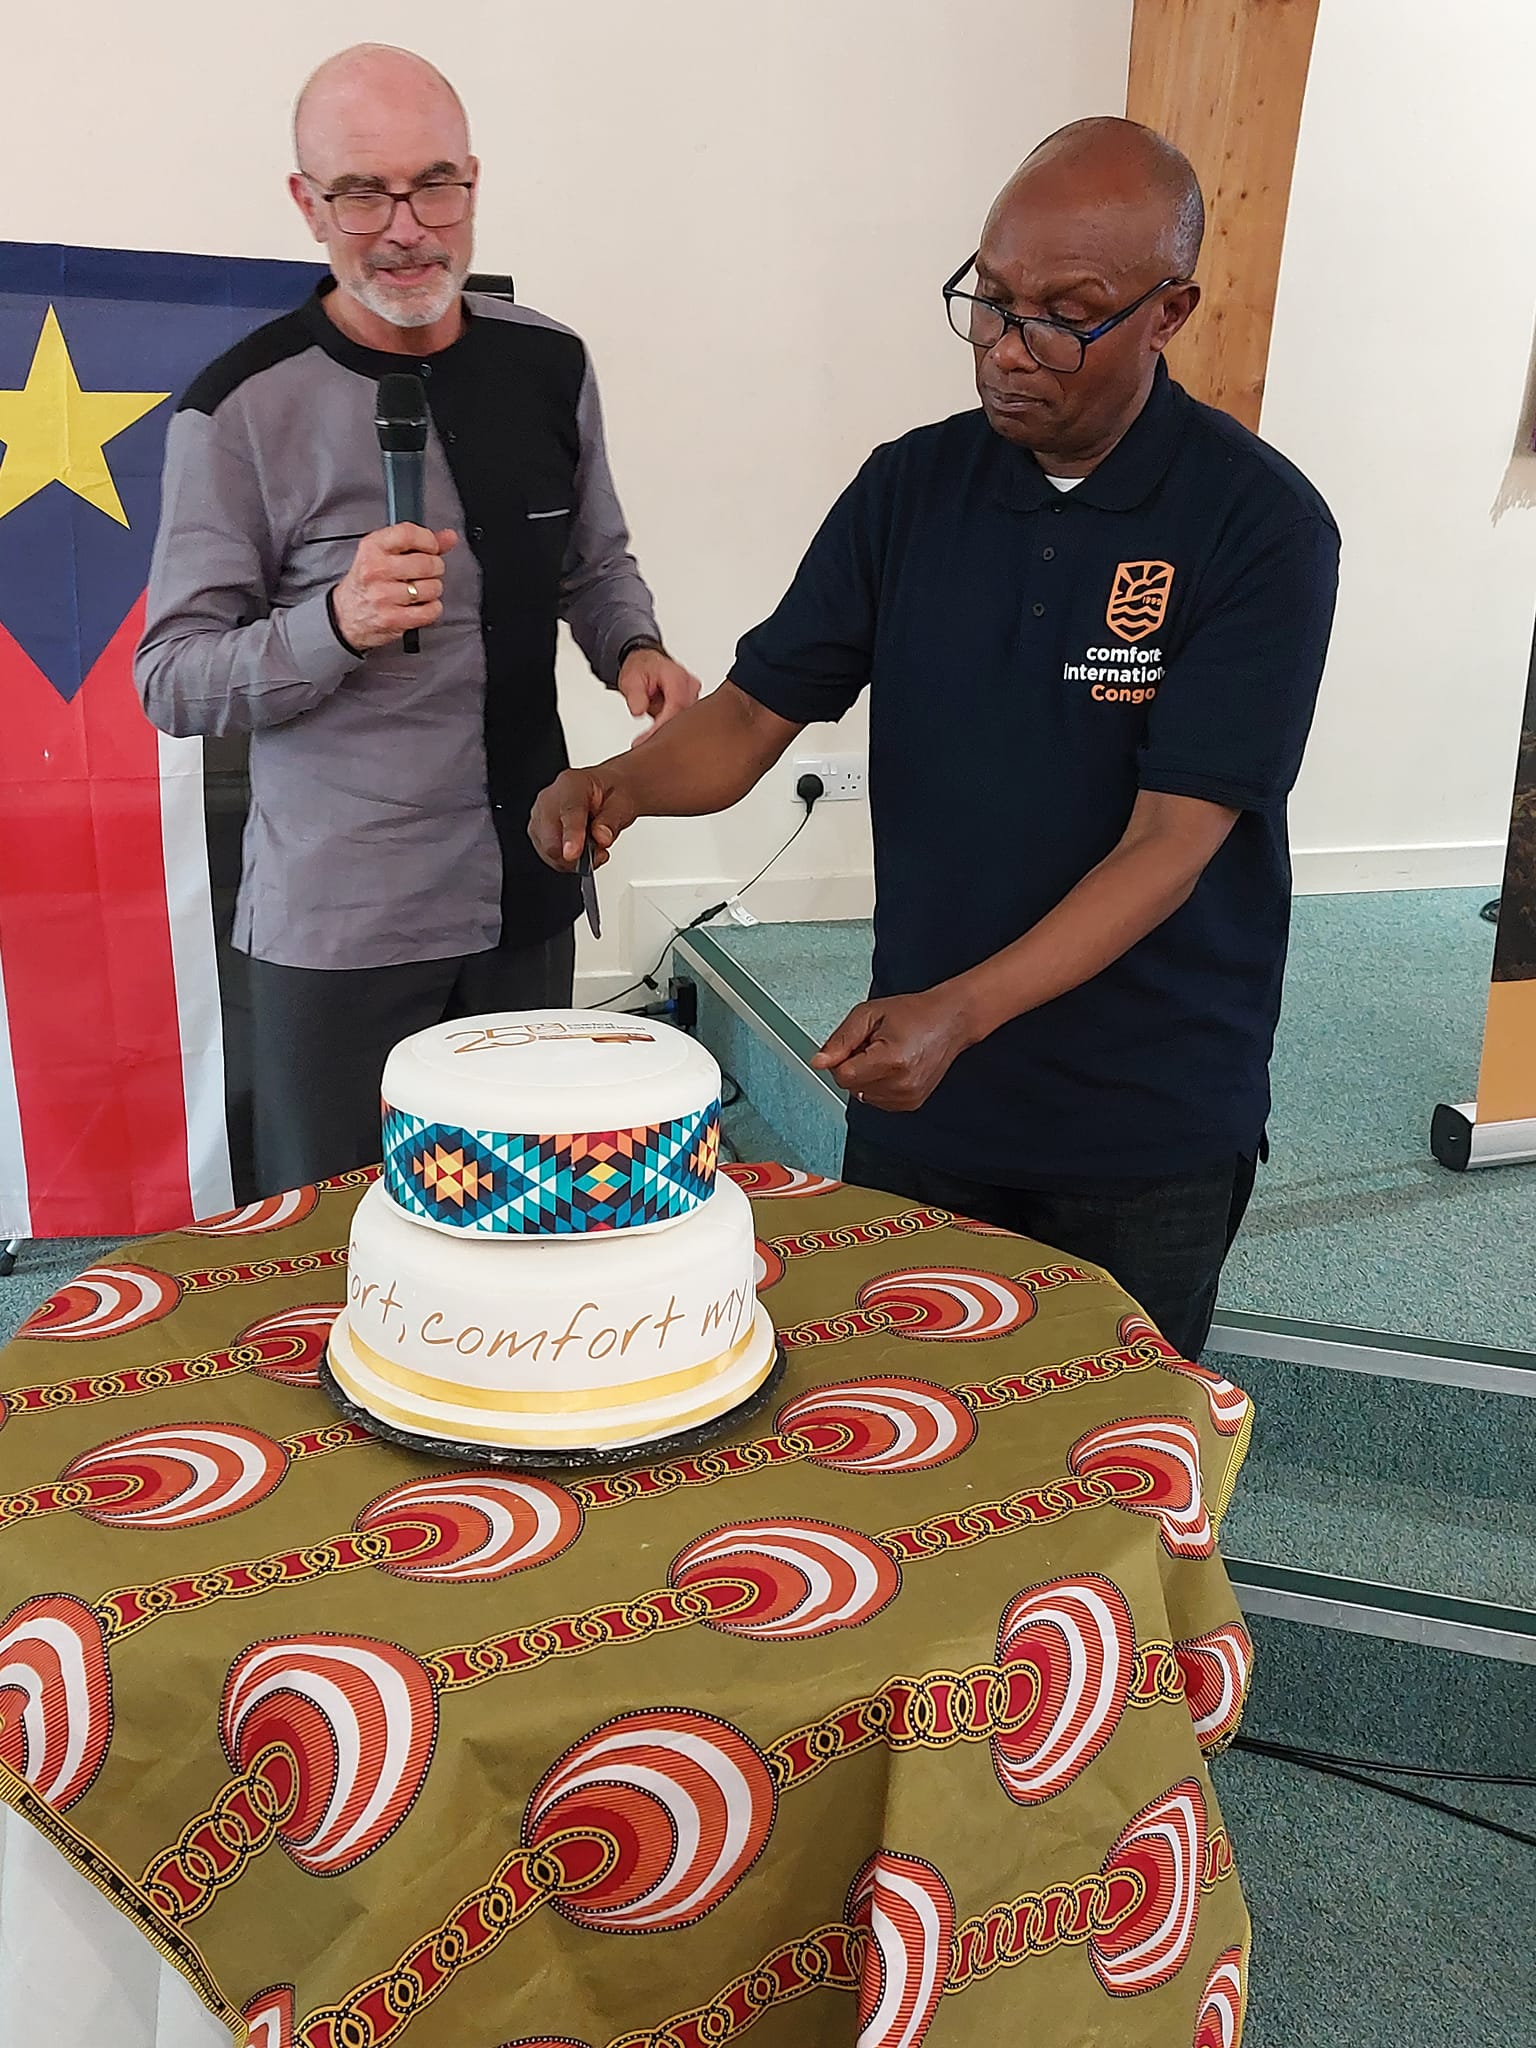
[136,281,660,968]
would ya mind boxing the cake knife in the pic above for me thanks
[578,837,602,940]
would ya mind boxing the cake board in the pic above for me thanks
[319,1340,789,1473]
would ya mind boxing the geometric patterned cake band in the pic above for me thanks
[380,1099,722,1235]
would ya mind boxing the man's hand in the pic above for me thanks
[811,988,975,1112]
[529,767,638,873]
[616,647,702,740]
[527,682,803,878]
[331,524,458,652]
[811,792,1243,1111]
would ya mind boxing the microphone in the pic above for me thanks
[375,373,430,654]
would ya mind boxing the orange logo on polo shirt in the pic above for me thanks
[1105,560,1175,642]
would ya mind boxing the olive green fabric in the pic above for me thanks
[0,1169,1252,2046]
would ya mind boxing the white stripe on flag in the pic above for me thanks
[157,727,234,1220]
[0,938,31,1240]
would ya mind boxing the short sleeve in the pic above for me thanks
[1137,512,1340,813]
[729,452,889,725]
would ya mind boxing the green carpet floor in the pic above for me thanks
[1213,1748,1534,2047]
[0,1234,114,1347]
[704,888,1535,1348]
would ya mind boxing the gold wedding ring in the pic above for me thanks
[405,581,420,602]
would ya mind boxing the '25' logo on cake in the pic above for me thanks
[1105,560,1175,642]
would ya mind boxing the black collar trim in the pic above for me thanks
[297,275,476,380]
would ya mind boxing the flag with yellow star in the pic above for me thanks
[0,242,319,1239]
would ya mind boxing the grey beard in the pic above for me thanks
[351,260,466,331]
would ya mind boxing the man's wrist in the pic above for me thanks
[610,634,665,686]
[942,970,1011,1051]
[326,586,364,660]
[590,756,643,829]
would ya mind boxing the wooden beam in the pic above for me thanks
[1126,0,1319,429]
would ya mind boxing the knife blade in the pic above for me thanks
[578,838,602,940]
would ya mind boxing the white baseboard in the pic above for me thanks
[571,873,875,1010]
[634,872,876,929]
[576,846,1503,1000]
[575,967,653,1008]
[1292,842,1505,893]
[629,850,1502,920]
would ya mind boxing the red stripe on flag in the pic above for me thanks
[0,597,194,1235]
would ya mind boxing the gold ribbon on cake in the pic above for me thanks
[344,1322,761,1413]
[328,1317,776,1448]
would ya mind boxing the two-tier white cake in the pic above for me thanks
[326,1011,779,1454]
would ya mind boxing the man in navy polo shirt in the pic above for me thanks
[530,117,1339,1360]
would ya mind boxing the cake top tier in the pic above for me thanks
[382,1010,721,1135]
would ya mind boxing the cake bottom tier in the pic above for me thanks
[327,1300,780,1452]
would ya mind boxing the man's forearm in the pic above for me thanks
[948,795,1240,1046]
[561,556,659,689]
[596,681,800,817]
[135,592,358,738]
[560,356,662,684]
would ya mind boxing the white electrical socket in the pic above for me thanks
[793,753,867,803]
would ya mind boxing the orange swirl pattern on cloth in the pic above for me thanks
[0,1167,1253,2048]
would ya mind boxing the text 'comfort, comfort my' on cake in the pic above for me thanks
[323,1010,783,1461]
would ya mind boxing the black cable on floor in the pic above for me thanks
[594,805,816,1013]
[601,904,725,1014]
[1480,896,1500,924]
[1230,1737,1536,1848]
[1234,1736,1534,1788]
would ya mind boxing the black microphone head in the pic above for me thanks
[375,372,429,452]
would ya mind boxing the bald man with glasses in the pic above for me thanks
[532,118,1340,1362]
[138,43,699,1198]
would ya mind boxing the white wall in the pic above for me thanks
[1263,0,1536,891]
[10,0,1530,974]
[1,0,1134,991]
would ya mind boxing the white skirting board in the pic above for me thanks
[631,871,877,932]
[630,849,1501,913]
[1290,840,1505,893]
[570,845,1504,1002]
[574,871,877,1009]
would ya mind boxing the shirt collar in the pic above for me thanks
[993,357,1186,513]
[298,275,476,379]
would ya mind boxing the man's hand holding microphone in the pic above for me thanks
[329,372,456,656]
[331,524,458,652]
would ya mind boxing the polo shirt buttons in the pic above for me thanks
[445,428,458,444]
[1042,546,1056,560]
[1032,602,1046,617]
[419,363,432,378]
[470,524,485,541]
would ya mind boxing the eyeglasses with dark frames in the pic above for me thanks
[300,173,476,237]
[942,253,1186,374]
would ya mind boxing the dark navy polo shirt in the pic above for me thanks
[731,361,1340,1185]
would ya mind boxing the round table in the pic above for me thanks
[0,1162,1254,2047]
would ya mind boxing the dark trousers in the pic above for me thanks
[842,1131,1256,1361]
[247,927,576,1197]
